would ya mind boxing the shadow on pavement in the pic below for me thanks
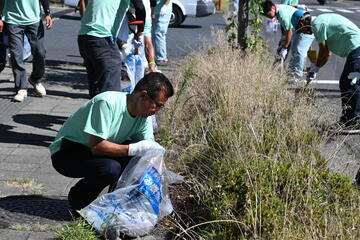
[12,114,67,131]
[46,89,88,99]
[45,59,88,92]
[0,124,54,147]
[0,195,72,225]
[58,15,81,21]
[170,24,202,29]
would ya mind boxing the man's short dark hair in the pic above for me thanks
[260,0,275,16]
[133,72,174,99]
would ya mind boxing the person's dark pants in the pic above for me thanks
[51,138,131,210]
[7,21,45,90]
[0,32,7,73]
[78,35,122,99]
[339,47,360,125]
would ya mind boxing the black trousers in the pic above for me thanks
[339,47,360,125]
[51,138,131,210]
[78,34,122,99]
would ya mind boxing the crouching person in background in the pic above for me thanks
[49,72,174,215]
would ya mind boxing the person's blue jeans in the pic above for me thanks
[152,11,172,62]
[51,138,131,210]
[288,32,315,77]
[339,47,360,125]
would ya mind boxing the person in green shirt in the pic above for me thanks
[261,1,314,79]
[0,0,52,102]
[292,10,360,130]
[78,0,130,99]
[50,72,174,214]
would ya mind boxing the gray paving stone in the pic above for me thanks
[0,170,31,181]
[0,162,40,172]
[11,148,50,157]
[3,155,46,164]
[0,230,29,240]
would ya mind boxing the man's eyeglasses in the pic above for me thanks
[148,95,165,110]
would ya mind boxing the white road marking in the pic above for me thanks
[316,8,334,12]
[311,80,339,85]
[336,9,355,13]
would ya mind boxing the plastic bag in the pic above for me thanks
[79,142,174,239]
[265,18,279,33]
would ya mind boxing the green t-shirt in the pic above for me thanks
[3,0,41,25]
[277,5,297,31]
[79,0,130,38]
[312,14,360,57]
[143,0,152,37]
[49,92,154,154]
[280,0,298,5]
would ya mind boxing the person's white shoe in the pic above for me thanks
[13,89,27,102]
[29,80,46,96]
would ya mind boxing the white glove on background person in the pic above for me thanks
[132,38,142,49]
[128,140,156,156]
[279,47,288,60]
[348,72,360,85]
[297,4,307,10]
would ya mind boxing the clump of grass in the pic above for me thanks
[55,219,98,240]
[163,30,360,239]
[6,178,43,190]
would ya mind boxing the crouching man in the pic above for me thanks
[292,10,360,130]
[49,72,174,213]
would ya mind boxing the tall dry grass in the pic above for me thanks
[162,30,360,239]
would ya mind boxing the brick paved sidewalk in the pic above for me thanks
[0,60,89,239]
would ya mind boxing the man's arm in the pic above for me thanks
[316,41,331,68]
[79,0,87,18]
[40,0,52,29]
[89,135,129,157]
[283,29,292,49]
[0,0,5,32]
[144,36,156,72]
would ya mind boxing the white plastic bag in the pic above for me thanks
[79,142,174,239]
[266,18,279,33]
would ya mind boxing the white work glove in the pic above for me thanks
[306,63,320,82]
[297,4,307,10]
[348,72,360,85]
[132,39,142,49]
[128,140,155,156]
[277,47,287,60]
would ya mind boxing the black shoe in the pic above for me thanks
[356,169,360,189]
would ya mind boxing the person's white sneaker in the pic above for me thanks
[29,79,46,96]
[13,89,27,102]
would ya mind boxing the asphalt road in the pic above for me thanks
[46,8,226,66]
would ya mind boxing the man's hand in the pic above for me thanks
[277,46,287,60]
[44,16,52,29]
[128,140,155,156]
[306,63,320,82]
[0,20,4,32]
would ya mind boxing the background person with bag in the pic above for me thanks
[49,72,174,215]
